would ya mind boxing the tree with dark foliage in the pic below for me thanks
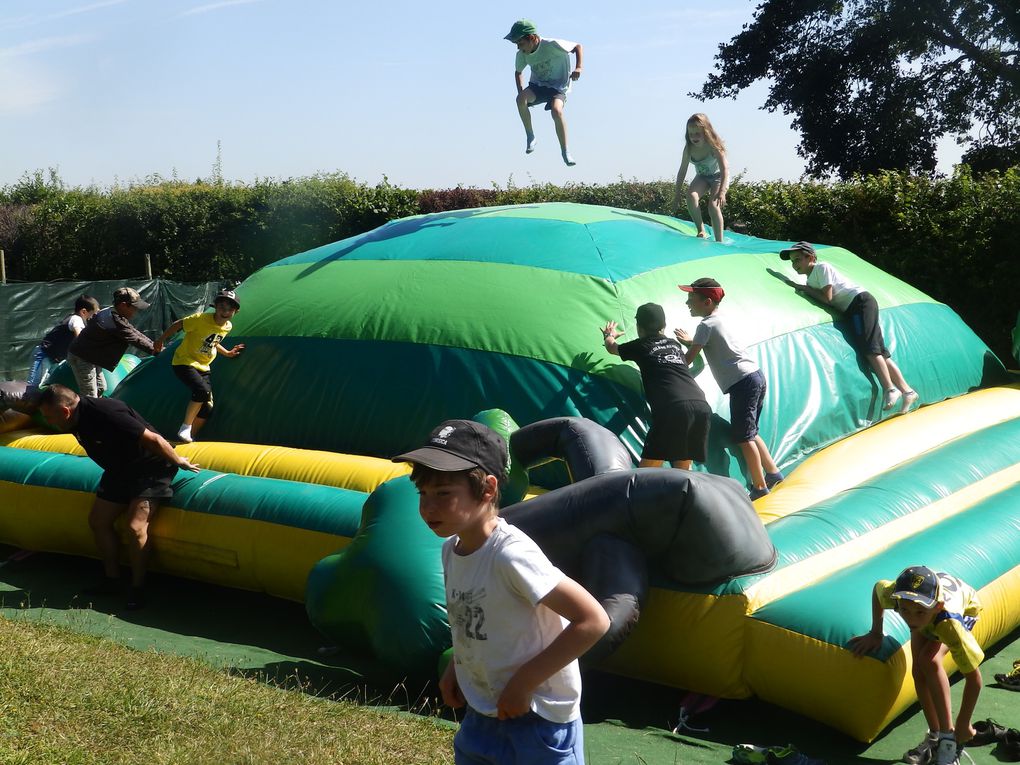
[694,1,1020,177]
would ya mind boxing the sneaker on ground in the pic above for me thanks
[970,719,1007,745]
[883,388,902,411]
[749,486,770,501]
[994,659,1020,690]
[901,389,920,413]
[526,134,537,154]
[933,736,959,765]
[765,471,785,489]
[903,734,938,765]
[562,149,576,166]
[176,424,193,443]
[997,728,1020,762]
[765,744,826,765]
[731,743,769,764]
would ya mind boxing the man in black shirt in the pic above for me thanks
[602,303,711,470]
[38,384,199,609]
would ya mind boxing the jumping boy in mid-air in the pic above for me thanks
[850,565,984,765]
[394,419,609,764]
[153,289,244,443]
[505,18,583,166]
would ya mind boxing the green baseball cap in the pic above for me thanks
[504,19,537,42]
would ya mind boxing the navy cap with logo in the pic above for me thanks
[779,241,817,261]
[891,565,941,609]
[635,302,666,332]
[392,419,509,480]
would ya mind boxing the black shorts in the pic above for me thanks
[846,292,889,358]
[172,365,214,418]
[642,399,712,463]
[527,83,566,111]
[96,465,177,505]
[727,370,766,443]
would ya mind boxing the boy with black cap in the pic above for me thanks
[675,278,783,499]
[777,241,918,414]
[67,287,157,398]
[602,303,711,470]
[505,18,583,166]
[153,289,245,443]
[394,419,609,765]
[849,566,984,765]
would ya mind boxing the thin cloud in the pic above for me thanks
[0,0,129,31]
[180,0,262,17]
[0,34,94,58]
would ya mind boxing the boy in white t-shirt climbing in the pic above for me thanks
[778,241,918,414]
[505,19,583,166]
[394,419,609,765]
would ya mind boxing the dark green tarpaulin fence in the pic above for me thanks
[1,279,223,381]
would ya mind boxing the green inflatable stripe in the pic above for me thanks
[0,447,366,537]
[752,481,1020,657]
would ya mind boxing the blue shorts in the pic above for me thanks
[727,370,766,443]
[527,83,566,111]
[454,707,585,765]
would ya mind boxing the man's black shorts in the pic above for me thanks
[96,465,177,505]
[642,400,712,463]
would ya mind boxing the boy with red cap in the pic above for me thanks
[849,566,984,765]
[675,278,783,499]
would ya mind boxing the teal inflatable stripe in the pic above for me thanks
[751,481,1020,657]
[0,447,366,537]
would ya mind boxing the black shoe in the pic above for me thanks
[970,719,1006,746]
[125,586,146,611]
[79,577,123,599]
[998,729,1020,762]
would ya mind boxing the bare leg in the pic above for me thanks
[124,498,158,588]
[706,185,725,242]
[88,497,127,579]
[866,353,895,391]
[182,400,202,428]
[549,98,573,165]
[516,89,536,148]
[686,176,709,237]
[638,458,666,468]
[884,357,912,393]
[738,441,766,489]
[191,415,208,438]
[669,459,693,470]
[912,635,952,733]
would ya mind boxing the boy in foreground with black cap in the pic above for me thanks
[504,18,583,166]
[849,566,984,765]
[777,241,918,414]
[394,420,609,765]
[602,302,711,470]
[675,278,783,500]
[153,289,244,443]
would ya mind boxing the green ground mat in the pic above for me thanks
[1,546,1017,765]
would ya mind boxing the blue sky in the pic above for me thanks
[1,0,964,191]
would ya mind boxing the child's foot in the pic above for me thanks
[882,388,902,411]
[696,230,708,239]
[176,424,193,443]
[900,390,919,414]
[562,149,576,166]
[765,471,785,489]
[526,134,537,154]
[749,486,769,501]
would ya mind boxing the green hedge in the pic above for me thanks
[1,168,1017,364]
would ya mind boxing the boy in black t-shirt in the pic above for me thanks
[602,303,711,469]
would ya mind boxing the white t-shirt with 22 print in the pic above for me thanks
[442,518,581,723]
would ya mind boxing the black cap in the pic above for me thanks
[635,303,666,332]
[393,420,509,479]
[211,289,240,310]
[892,566,940,609]
[779,241,816,261]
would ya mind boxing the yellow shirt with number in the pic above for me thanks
[171,312,232,372]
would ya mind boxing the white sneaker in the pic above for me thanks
[883,388,902,410]
[932,736,958,765]
[176,425,193,443]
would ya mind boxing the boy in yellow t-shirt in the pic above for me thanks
[153,290,244,443]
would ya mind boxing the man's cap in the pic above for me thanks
[779,241,816,261]
[504,19,537,42]
[679,277,725,303]
[211,289,241,310]
[393,419,509,479]
[635,302,666,331]
[112,287,150,310]
[891,565,941,609]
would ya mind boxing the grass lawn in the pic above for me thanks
[1,547,1018,765]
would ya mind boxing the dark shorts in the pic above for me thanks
[172,365,214,418]
[96,465,177,505]
[643,399,712,463]
[846,292,889,358]
[727,369,766,443]
[527,83,566,111]
[454,707,585,765]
